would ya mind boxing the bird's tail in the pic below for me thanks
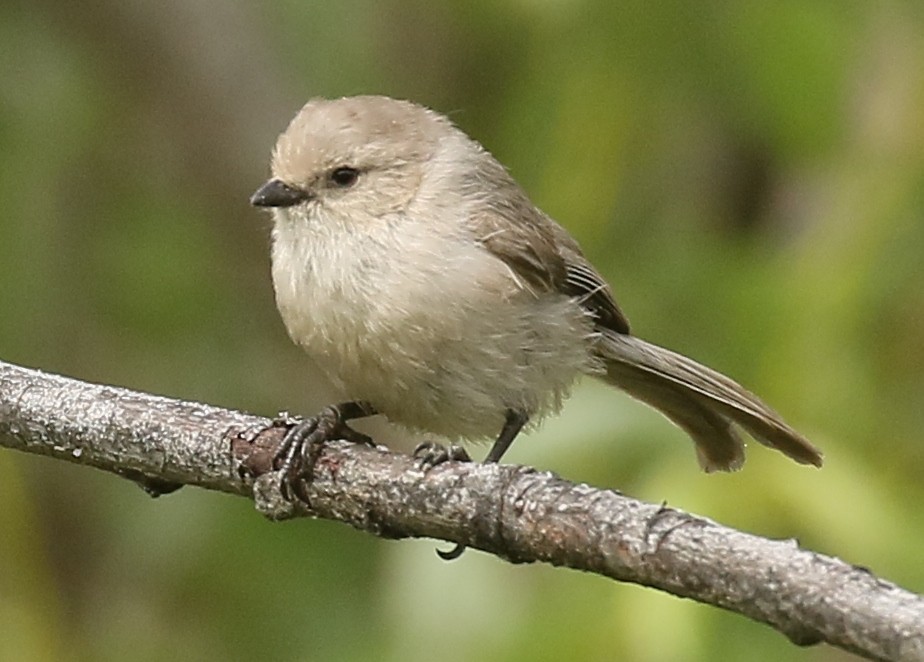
[595,330,823,472]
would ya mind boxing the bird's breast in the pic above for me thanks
[269,209,597,440]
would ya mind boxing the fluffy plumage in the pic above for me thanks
[256,95,823,471]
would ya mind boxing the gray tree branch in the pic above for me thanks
[0,359,921,661]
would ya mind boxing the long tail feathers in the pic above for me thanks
[596,331,823,472]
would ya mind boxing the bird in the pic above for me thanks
[250,96,822,555]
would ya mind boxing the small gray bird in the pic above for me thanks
[250,95,822,505]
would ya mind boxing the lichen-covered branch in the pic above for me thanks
[0,359,921,661]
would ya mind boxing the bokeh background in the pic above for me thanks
[2,2,923,660]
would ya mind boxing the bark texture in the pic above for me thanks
[1,359,922,661]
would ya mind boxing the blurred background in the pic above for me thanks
[2,1,923,660]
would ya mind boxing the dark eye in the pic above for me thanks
[329,166,360,188]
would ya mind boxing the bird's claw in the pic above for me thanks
[413,441,472,470]
[412,442,472,560]
[274,405,374,501]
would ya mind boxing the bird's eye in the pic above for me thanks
[329,166,360,188]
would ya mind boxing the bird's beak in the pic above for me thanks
[250,179,311,207]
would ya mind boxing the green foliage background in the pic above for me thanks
[2,2,923,660]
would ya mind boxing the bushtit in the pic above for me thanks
[250,95,821,506]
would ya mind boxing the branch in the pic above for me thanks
[1,360,921,661]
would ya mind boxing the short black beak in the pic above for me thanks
[250,179,311,207]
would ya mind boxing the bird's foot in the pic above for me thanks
[412,441,473,561]
[413,441,472,470]
[274,403,375,502]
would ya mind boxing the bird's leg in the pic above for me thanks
[413,409,529,470]
[436,409,529,561]
[275,400,377,501]
[484,409,529,463]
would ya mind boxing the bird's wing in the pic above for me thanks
[469,204,630,335]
